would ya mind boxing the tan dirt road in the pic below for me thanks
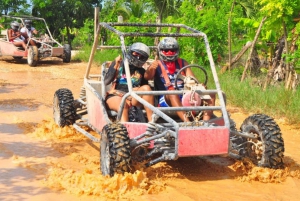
[0,56,300,201]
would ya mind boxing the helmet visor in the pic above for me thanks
[162,49,176,56]
[132,51,148,61]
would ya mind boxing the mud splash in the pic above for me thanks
[230,158,300,183]
[19,118,300,199]
[26,119,165,199]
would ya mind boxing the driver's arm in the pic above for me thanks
[32,29,38,35]
[183,60,195,77]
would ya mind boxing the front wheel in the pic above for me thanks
[62,44,71,63]
[53,88,76,127]
[100,123,131,177]
[27,46,38,67]
[240,114,284,169]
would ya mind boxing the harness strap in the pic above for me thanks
[158,60,172,88]
[158,59,185,90]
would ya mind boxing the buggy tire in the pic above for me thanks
[240,114,284,169]
[100,123,131,177]
[53,88,76,127]
[27,46,38,67]
[62,44,71,63]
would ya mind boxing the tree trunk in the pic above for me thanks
[227,0,236,71]
[241,16,267,82]
[221,41,252,73]
[282,21,292,89]
[263,37,285,90]
[154,16,161,57]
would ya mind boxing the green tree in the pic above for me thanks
[151,0,182,23]
[117,0,149,19]
[31,0,102,44]
[255,0,300,89]
[0,0,29,15]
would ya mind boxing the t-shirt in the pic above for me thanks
[20,26,36,38]
[109,61,148,93]
[154,58,185,90]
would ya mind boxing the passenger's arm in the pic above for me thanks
[104,55,122,85]
[144,60,158,80]
[8,30,21,41]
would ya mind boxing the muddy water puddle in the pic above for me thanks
[12,119,299,200]
[1,60,300,200]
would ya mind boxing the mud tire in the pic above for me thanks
[27,46,38,67]
[62,44,71,63]
[240,114,284,169]
[100,123,131,177]
[53,88,76,127]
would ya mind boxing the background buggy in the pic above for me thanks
[0,15,71,66]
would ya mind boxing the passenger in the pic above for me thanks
[145,37,215,121]
[104,42,154,122]
[7,21,27,50]
[20,19,38,46]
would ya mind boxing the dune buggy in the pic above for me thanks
[0,15,71,67]
[53,22,284,176]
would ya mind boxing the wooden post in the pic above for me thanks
[94,7,100,40]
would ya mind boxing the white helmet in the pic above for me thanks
[158,37,179,61]
[10,21,20,31]
[126,42,150,67]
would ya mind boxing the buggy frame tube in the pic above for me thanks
[98,22,230,129]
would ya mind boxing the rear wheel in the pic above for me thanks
[27,46,38,67]
[100,123,131,176]
[62,44,71,63]
[53,88,76,127]
[240,114,284,169]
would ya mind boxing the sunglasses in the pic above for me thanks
[162,49,176,53]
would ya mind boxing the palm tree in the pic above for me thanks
[117,0,148,20]
[152,0,181,23]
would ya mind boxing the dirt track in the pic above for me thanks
[1,56,300,201]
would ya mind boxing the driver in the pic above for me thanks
[20,19,38,46]
[145,37,215,121]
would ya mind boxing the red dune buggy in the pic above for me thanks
[0,15,71,67]
[53,22,284,176]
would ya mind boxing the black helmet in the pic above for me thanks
[24,19,32,29]
[126,42,150,67]
[158,37,179,61]
[10,21,20,31]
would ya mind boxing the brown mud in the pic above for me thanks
[1,56,300,201]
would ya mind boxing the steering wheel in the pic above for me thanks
[174,64,208,90]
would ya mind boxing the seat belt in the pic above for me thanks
[158,59,184,90]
